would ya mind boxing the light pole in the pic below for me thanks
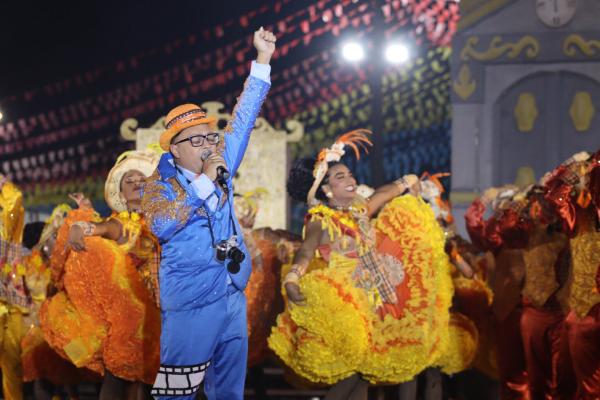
[340,5,410,187]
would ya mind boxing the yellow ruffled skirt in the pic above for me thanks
[268,196,454,384]
[436,312,479,375]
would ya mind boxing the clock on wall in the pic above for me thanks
[536,0,577,27]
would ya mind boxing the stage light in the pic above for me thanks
[0,111,3,122]
[341,41,365,62]
[385,42,410,64]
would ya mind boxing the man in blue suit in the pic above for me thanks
[142,27,275,400]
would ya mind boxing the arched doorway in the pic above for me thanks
[493,71,600,186]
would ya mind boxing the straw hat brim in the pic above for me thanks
[159,116,218,151]
[104,151,160,212]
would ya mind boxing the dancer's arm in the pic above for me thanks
[66,219,122,251]
[366,174,420,217]
[283,221,322,305]
[446,238,475,278]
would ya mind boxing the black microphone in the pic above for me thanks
[200,149,229,193]
[216,166,230,194]
[217,166,230,180]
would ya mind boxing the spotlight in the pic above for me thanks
[0,111,3,122]
[385,43,410,64]
[341,41,365,62]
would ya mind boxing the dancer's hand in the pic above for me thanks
[401,174,421,196]
[67,225,86,252]
[285,282,306,306]
[69,192,93,209]
[254,27,276,64]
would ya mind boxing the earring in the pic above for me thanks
[325,191,333,198]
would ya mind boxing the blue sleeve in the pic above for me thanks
[223,75,271,177]
[141,175,206,242]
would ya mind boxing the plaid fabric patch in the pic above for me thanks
[0,238,28,265]
[0,276,32,310]
[0,239,33,310]
[357,251,398,304]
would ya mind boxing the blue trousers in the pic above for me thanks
[152,286,248,400]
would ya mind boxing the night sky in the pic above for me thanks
[0,0,270,97]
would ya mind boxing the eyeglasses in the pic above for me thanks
[173,132,220,147]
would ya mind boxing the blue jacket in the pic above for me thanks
[142,75,270,311]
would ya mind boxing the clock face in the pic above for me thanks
[536,0,577,27]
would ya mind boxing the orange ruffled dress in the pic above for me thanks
[21,250,98,385]
[40,209,160,383]
[269,195,453,384]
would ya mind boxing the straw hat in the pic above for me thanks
[104,149,161,212]
[159,103,217,151]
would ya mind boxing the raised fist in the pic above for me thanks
[254,27,276,62]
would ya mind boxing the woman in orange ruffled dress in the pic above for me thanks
[21,201,99,400]
[40,149,162,400]
[269,130,454,399]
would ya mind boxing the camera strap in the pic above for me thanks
[176,165,239,247]
[204,189,238,250]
